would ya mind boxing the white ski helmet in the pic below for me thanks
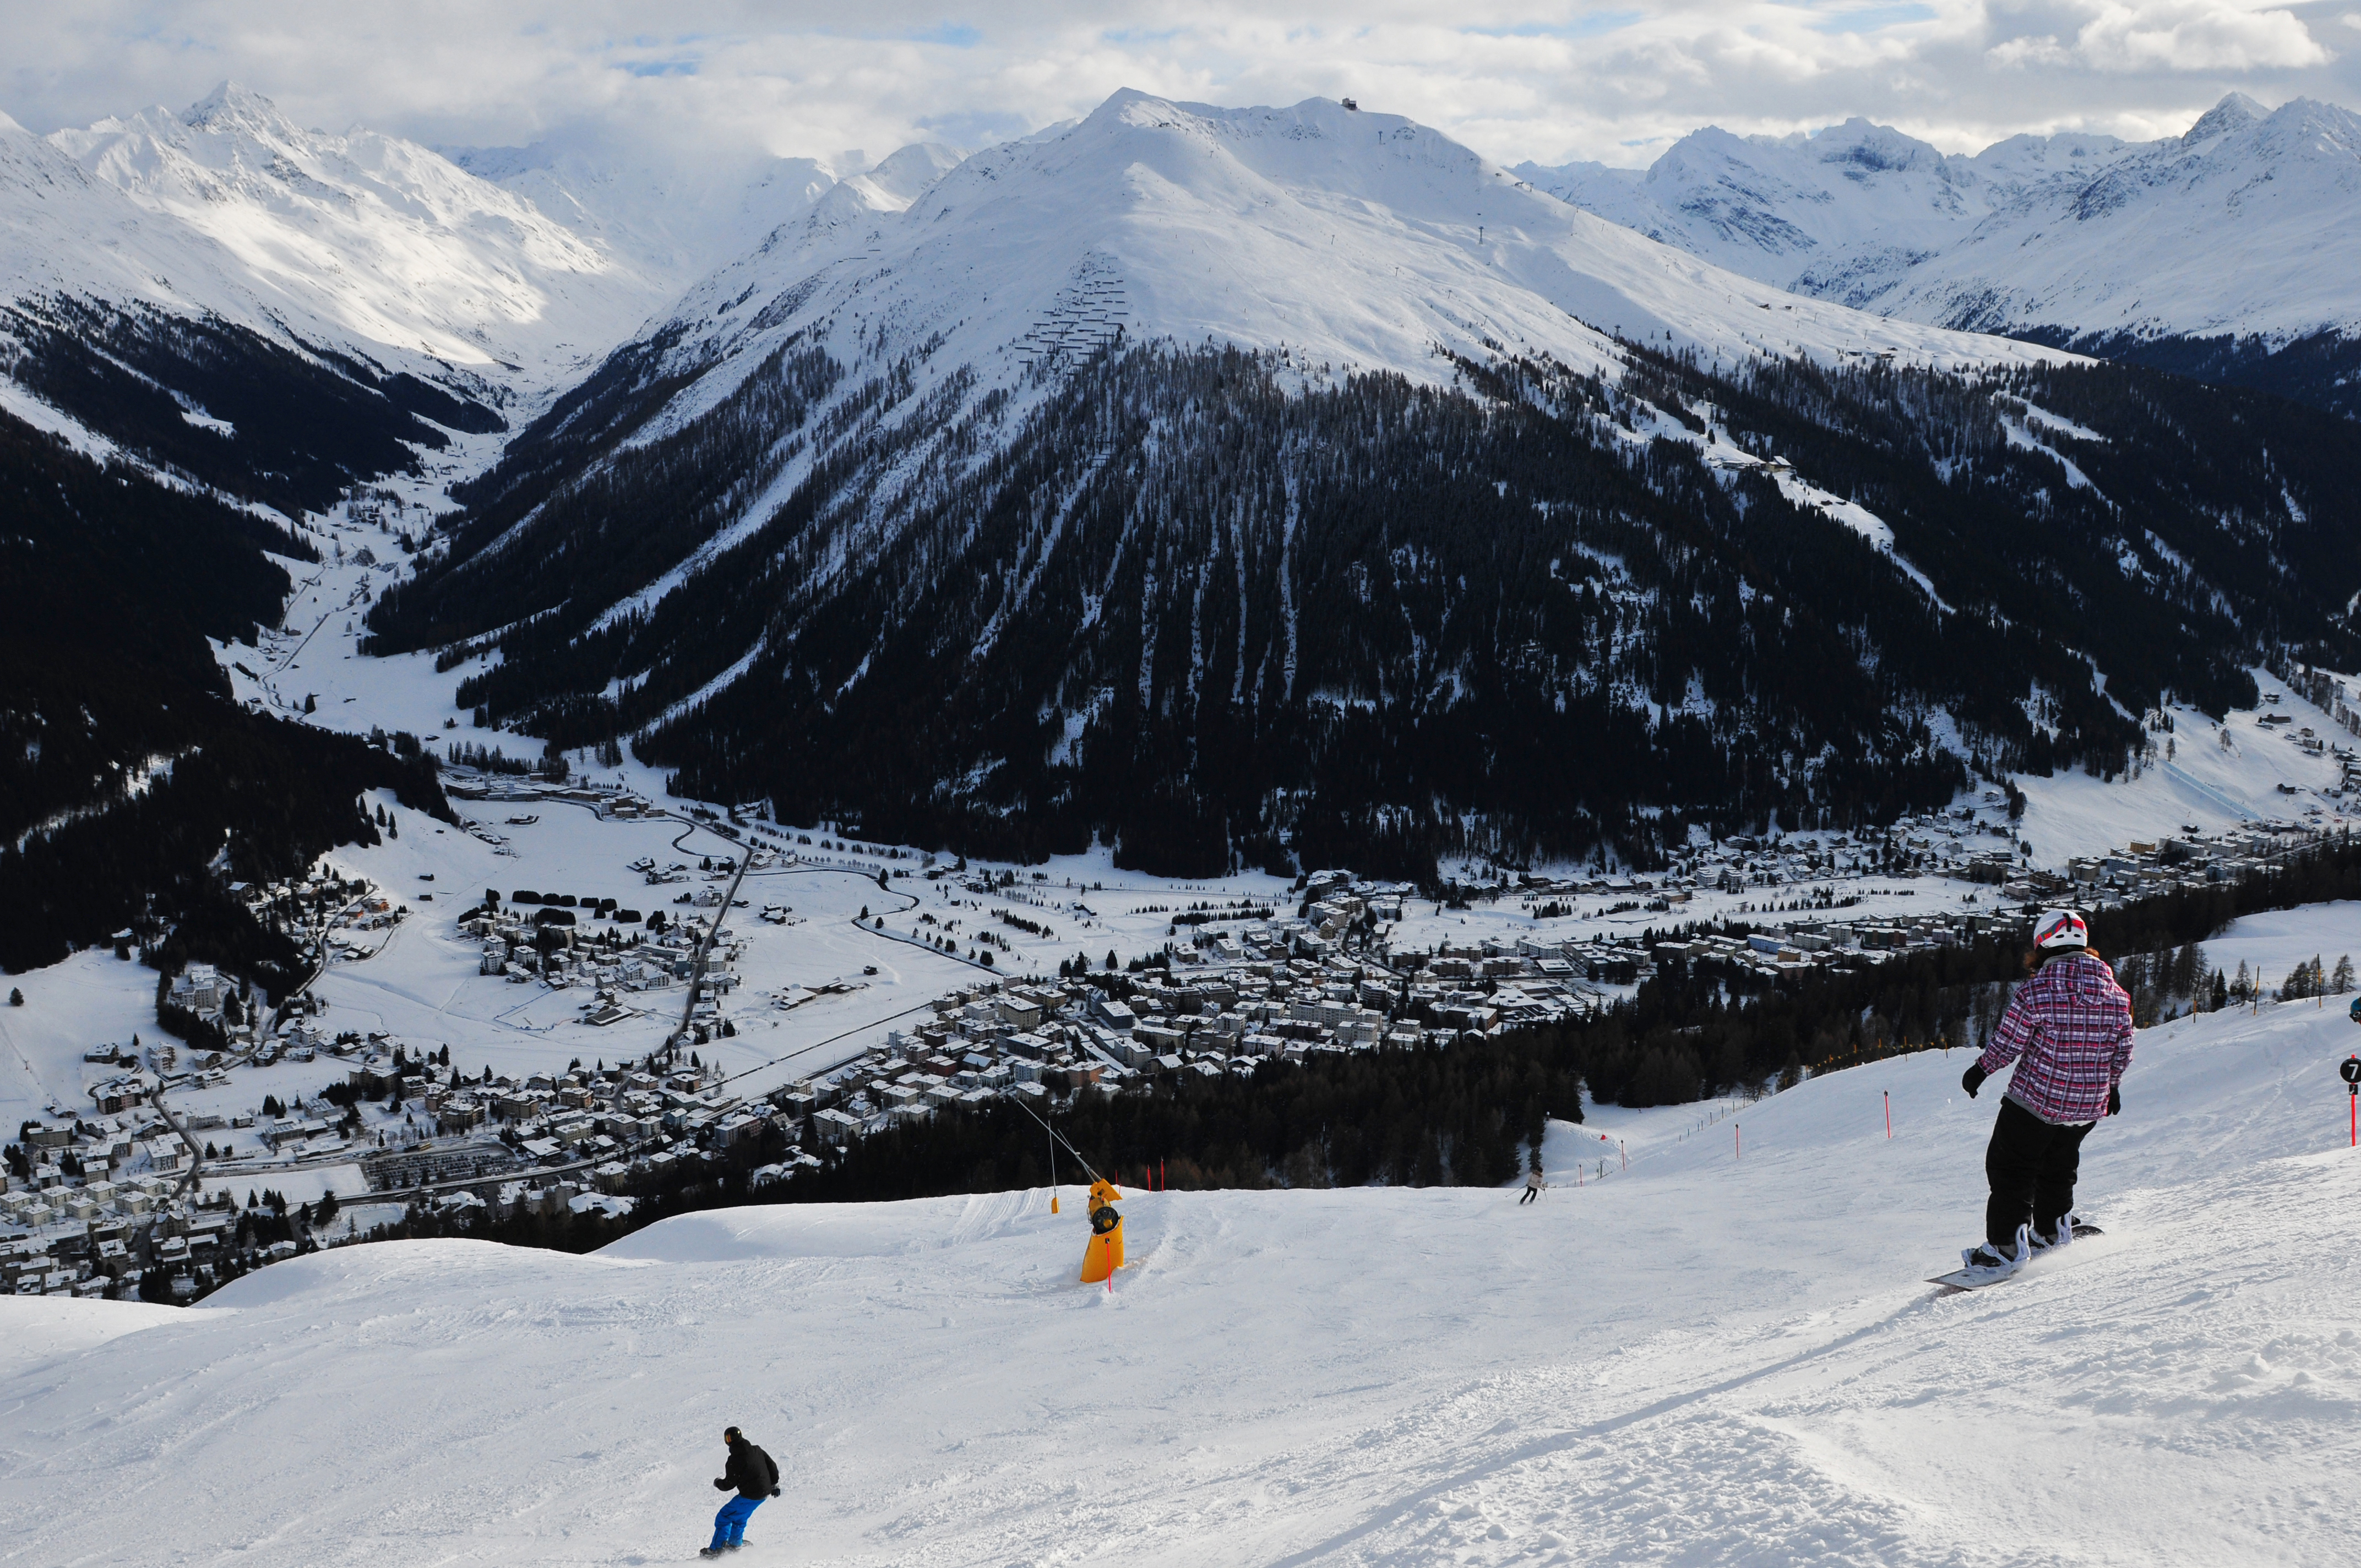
[2033,908,2090,952]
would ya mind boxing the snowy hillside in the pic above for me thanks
[638,88,2063,416]
[7,84,660,379]
[1515,93,2361,407]
[8,941,2358,1564]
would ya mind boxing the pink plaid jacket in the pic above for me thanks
[1979,952,2135,1125]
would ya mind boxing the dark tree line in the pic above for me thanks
[2015,324,2361,426]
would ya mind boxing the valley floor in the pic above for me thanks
[4,978,2355,1565]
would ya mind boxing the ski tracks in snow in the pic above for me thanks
[1303,1153,2361,1567]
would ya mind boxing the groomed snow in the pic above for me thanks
[7,907,2357,1566]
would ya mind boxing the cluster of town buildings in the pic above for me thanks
[13,782,2348,1299]
[460,890,742,1034]
[3,1077,233,1300]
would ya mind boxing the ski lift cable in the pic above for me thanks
[1007,1093,1106,1185]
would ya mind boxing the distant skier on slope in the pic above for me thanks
[1520,1164,1547,1204]
[700,1426,781,1558]
[1955,908,2132,1279]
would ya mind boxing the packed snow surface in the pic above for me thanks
[8,925,2358,1565]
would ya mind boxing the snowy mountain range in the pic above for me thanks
[4,84,643,379]
[366,90,2361,878]
[619,88,2068,414]
[9,81,2361,898]
[1515,93,2361,417]
[0,84,967,515]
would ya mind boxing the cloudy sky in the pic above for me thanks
[7,1,2358,171]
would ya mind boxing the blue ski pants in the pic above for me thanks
[711,1494,762,1550]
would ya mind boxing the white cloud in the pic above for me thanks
[1989,1,2331,74]
[3,1,2354,173]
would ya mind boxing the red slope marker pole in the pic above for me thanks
[1885,1090,1892,1140]
[1734,1122,1740,1160]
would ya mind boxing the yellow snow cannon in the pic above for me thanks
[1080,1178,1125,1282]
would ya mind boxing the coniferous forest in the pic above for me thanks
[0,412,453,976]
[0,295,505,516]
[367,335,2361,880]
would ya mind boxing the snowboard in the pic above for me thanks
[1927,1223,2104,1292]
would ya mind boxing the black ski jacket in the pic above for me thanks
[720,1438,780,1499]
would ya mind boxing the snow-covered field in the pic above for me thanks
[7,912,2358,1565]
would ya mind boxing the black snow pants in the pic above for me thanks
[1984,1096,2096,1250]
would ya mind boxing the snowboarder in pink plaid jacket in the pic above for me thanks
[1959,908,2132,1268]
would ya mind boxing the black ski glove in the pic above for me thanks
[713,1478,728,1491]
[770,1487,782,1498]
[1961,1063,1988,1098]
[2107,1086,2121,1117]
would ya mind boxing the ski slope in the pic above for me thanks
[7,938,2358,1565]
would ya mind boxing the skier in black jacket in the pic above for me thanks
[700,1426,781,1558]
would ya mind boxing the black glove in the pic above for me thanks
[714,1478,728,1491]
[2107,1086,2121,1117]
[770,1487,782,1498]
[1961,1063,1988,1098]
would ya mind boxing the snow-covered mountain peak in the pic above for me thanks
[23,84,660,377]
[1799,117,1951,178]
[2180,91,2267,149]
[840,142,962,209]
[178,78,308,140]
[442,135,949,306]
[1519,92,2361,351]
[645,85,2059,429]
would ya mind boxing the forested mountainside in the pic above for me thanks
[0,295,503,515]
[2009,326,2361,428]
[0,411,450,974]
[367,334,2361,880]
